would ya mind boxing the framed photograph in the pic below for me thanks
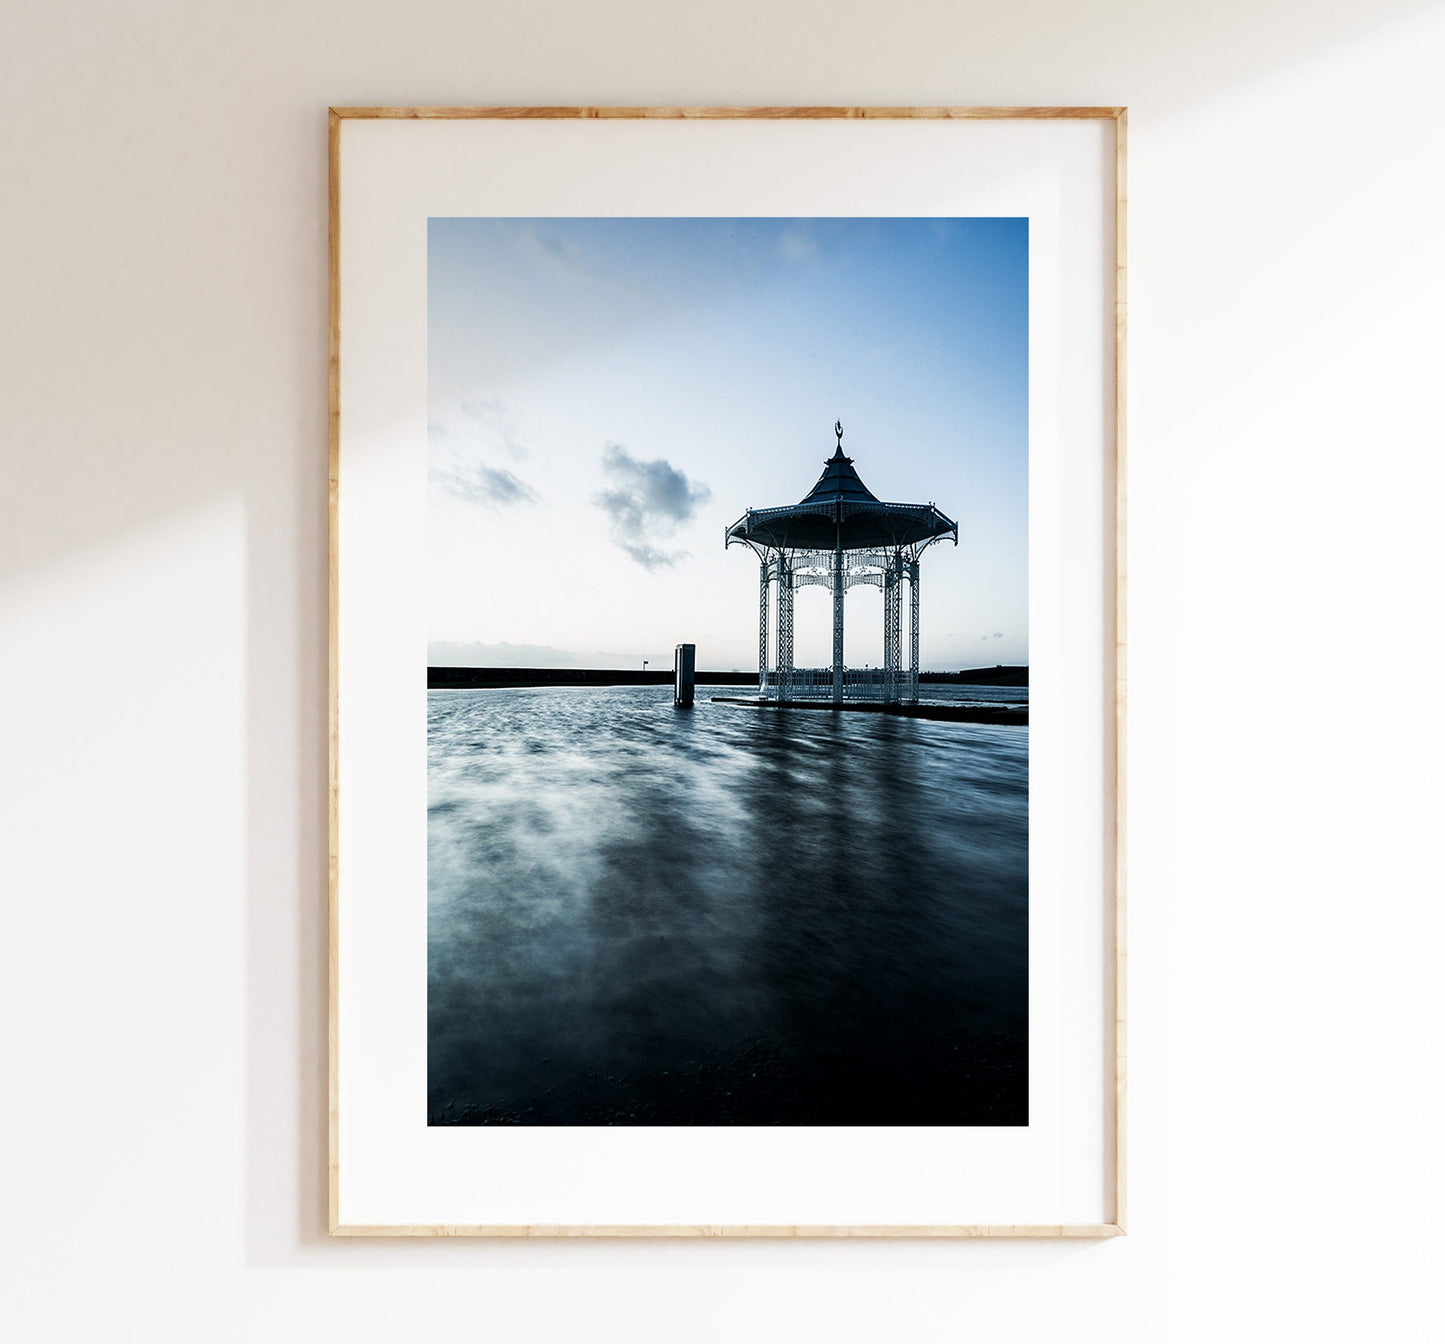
[329,106,1126,1237]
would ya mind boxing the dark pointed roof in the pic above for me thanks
[799,445,882,508]
[726,432,958,553]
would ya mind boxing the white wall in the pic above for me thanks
[3,3,1442,1339]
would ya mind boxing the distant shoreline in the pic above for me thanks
[428,665,1028,690]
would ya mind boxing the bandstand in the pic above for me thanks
[726,423,958,705]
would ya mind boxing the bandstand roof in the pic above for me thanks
[726,437,958,553]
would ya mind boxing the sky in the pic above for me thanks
[427,216,1027,672]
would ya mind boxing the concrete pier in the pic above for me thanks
[711,696,1026,725]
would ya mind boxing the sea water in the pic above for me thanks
[428,685,1028,1125]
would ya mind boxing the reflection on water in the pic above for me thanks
[428,685,1027,1125]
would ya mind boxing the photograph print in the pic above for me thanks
[426,216,1029,1127]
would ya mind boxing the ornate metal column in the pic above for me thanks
[883,550,902,704]
[758,557,770,696]
[908,558,920,704]
[775,553,794,701]
[831,545,845,702]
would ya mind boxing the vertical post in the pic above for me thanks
[881,562,892,703]
[775,554,794,702]
[909,559,920,704]
[831,545,845,702]
[883,551,902,704]
[758,557,770,697]
[674,643,695,707]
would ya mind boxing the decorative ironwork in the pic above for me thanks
[767,666,905,701]
[758,559,769,694]
[775,553,794,701]
[883,552,902,704]
[908,560,920,704]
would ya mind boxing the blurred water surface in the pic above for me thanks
[428,685,1027,1125]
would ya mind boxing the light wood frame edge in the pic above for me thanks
[326,104,1128,1241]
[330,1223,1125,1238]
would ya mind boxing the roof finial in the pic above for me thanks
[835,419,844,448]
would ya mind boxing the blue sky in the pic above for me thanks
[427,216,1027,671]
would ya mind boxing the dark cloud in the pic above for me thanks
[594,443,710,570]
[431,461,539,509]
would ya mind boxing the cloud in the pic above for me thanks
[459,398,528,459]
[431,461,539,509]
[611,539,683,569]
[594,443,710,570]
[518,226,648,306]
[430,401,540,508]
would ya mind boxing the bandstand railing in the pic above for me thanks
[761,667,919,704]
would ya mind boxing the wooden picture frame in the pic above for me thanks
[329,105,1127,1238]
